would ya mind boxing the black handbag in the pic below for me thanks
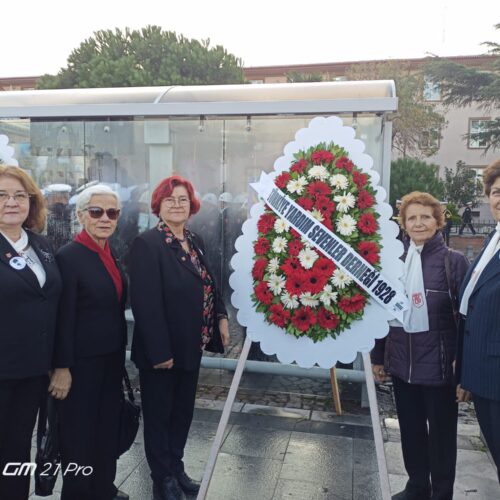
[117,368,141,458]
[35,395,60,496]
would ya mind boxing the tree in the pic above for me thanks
[286,72,323,83]
[37,26,245,89]
[390,158,444,205]
[425,23,500,152]
[442,161,483,208]
[346,61,445,158]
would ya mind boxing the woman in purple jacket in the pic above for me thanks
[371,192,469,500]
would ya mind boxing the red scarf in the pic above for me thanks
[74,230,123,300]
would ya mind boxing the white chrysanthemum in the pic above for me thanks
[300,292,320,307]
[308,164,329,181]
[334,192,356,213]
[272,236,288,253]
[267,257,280,274]
[336,214,357,236]
[281,292,299,309]
[301,238,312,249]
[286,176,308,195]
[268,274,286,295]
[298,247,319,269]
[330,173,349,190]
[311,209,324,222]
[274,218,290,234]
[331,269,353,289]
[320,284,338,306]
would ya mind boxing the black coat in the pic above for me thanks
[129,228,227,371]
[0,231,62,379]
[53,241,128,368]
[371,232,469,385]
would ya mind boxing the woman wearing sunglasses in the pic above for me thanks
[0,165,62,500]
[49,185,128,500]
[129,176,230,500]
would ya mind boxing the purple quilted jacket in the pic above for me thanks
[371,232,469,386]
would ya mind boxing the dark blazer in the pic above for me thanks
[457,231,500,400]
[0,230,62,379]
[53,241,128,368]
[129,228,227,371]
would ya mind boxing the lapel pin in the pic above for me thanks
[9,256,27,270]
[182,256,186,261]
[6,252,12,258]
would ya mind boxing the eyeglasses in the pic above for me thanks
[0,191,31,203]
[162,197,190,207]
[83,207,121,220]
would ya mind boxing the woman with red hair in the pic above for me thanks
[129,176,229,500]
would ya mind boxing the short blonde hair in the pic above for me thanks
[399,191,445,230]
[0,165,46,232]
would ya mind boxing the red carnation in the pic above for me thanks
[290,228,301,239]
[269,303,291,328]
[357,190,374,209]
[275,172,291,189]
[315,195,335,215]
[322,217,334,231]
[257,213,276,234]
[285,270,308,296]
[252,258,268,280]
[317,308,340,330]
[297,196,314,211]
[291,158,308,174]
[338,294,366,314]
[357,241,380,265]
[335,156,354,172]
[255,237,271,255]
[311,150,334,165]
[254,282,273,305]
[358,212,378,235]
[314,257,335,277]
[307,181,331,198]
[291,306,317,332]
[353,170,368,189]
[288,239,303,257]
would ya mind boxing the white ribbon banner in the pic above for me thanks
[251,172,408,322]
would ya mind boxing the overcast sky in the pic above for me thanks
[1,0,498,78]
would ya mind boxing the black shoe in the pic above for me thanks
[175,470,200,494]
[153,477,186,500]
[113,490,129,500]
[392,488,431,500]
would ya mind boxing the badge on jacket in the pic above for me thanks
[9,256,27,270]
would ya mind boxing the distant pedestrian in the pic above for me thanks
[459,202,476,235]
[441,202,453,246]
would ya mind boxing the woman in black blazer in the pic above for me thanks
[129,176,230,500]
[49,185,128,500]
[0,165,62,500]
[457,159,500,482]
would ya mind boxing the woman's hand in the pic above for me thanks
[456,384,472,403]
[218,318,230,347]
[372,364,388,383]
[49,368,72,400]
[154,358,174,370]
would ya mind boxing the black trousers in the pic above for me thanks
[0,375,47,500]
[393,377,458,500]
[140,365,200,482]
[473,394,500,483]
[58,351,123,500]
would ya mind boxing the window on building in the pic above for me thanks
[248,79,264,84]
[419,127,440,150]
[468,119,491,149]
[423,78,441,101]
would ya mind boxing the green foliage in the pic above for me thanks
[425,23,500,152]
[286,72,323,83]
[390,158,444,205]
[346,61,445,158]
[37,26,245,89]
[442,161,483,208]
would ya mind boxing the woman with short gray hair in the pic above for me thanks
[49,184,128,500]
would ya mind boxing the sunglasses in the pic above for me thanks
[84,207,121,220]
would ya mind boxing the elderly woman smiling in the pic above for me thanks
[49,185,128,500]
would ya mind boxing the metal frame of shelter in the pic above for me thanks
[0,80,397,499]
